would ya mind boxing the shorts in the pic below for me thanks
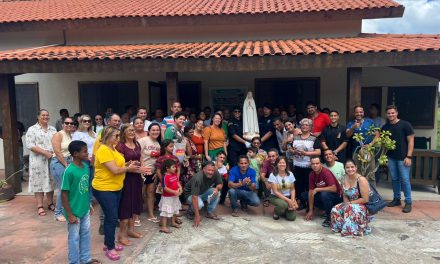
[144,174,156,185]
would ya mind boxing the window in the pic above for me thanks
[387,86,437,128]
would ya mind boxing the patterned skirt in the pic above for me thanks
[159,196,181,217]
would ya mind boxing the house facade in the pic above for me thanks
[0,0,439,191]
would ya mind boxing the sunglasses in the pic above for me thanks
[281,179,286,189]
[82,120,91,123]
[64,122,75,125]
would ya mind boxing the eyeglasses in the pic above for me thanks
[64,122,75,125]
[281,179,286,189]
[82,120,91,123]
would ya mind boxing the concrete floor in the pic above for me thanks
[1,169,440,263]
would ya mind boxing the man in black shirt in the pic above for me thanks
[320,110,348,163]
[258,103,278,152]
[227,106,250,167]
[382,105,414,213]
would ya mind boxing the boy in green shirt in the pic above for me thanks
[61,140,100,264]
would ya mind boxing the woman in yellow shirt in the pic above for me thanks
[92,126,139,261]
[203,113,227,161]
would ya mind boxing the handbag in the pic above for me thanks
[357,180,387,215]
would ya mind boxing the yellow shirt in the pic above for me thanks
[92,144,126,191]
[92,133,102,157]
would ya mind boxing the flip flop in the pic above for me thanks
[55,215,66,222]
[103,245,124,252]
[206,214,221,220]
[127,231,143,238]
[159,229,172,234]
[86,259,102,264]
[263,200,270,207]
[134,220,141,227]
[37,206,46,216]
[147,217,160,223]
[175,218,183,225]
[117,239,132,246]
[47,203,55,212]
[105,250,120,261]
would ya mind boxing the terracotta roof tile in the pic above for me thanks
[1,34,439,61]
[0,0,402,24]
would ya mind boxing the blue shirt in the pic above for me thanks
[347,118,376,147]
[228,166,257,191]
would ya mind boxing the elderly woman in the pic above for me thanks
[92,126,140,261]
[203,113,227,161]
[115,124,144,245]
[26,109,58,216]
[331,160,371,236]
[133,117,148,140]
[288,118,321,208]
[50,116,75,221]
[268,156,298,221]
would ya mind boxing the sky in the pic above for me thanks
[362,0,440,34]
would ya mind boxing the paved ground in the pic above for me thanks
[1,169,440,263]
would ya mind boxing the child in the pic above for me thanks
[215,151,230,205]
[61,140,100,264]
[155,139,180,194]
[247,146,261,189]
[159,159,183,233]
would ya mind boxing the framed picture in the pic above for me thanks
[210,87,247,110]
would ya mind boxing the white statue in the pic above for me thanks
[243,92,260,141]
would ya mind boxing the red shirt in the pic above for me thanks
[309,112,330,134]
[308,167,341,194]
[163,173,179,197]
[261,159,275,178]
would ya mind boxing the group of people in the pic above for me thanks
[24,100,414,263]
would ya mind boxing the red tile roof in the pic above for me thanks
[1,34,439,61]
[0,0,402,23]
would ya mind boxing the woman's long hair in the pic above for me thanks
[78,114,96,138]
[272,156,291,176]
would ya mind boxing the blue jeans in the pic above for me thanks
[50,157,71,218]
[67,212,91,264]
[187,188,220,214]
[388,157,412,204]
[93,189,121,250]
[228,188,261,210]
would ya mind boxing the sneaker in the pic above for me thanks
[402,203,412,213]
[99,223,104,235]
[387,198,401,207]
[321,219,331,227]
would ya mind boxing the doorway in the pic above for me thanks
[79,81,139,116]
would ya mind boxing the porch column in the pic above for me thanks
[0,74,21,193]
[166,72,178,114]
[346,67,362,120]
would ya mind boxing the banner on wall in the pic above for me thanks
[211,87,247,110]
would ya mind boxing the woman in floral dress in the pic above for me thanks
[331,160,371,236]
[26,109,57,216]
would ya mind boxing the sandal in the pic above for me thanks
[37,206,47,216]
[263,200,270,207]
[175,218,183,225]
[134,220,141,227]
[103,245,124,252]
[206,213,221,220]
[55,215,66,222]
[171,223,181,228]
[47,203,55,212]
[105,250,120,261]
[86,259,102,264]
[159,229,172,234]
[147,217,160,223]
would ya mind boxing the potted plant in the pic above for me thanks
[0,170,21,202]
[353,126,396,182]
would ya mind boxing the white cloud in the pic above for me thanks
[362,0,440,34]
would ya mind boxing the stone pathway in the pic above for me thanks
[133,215,440,264]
